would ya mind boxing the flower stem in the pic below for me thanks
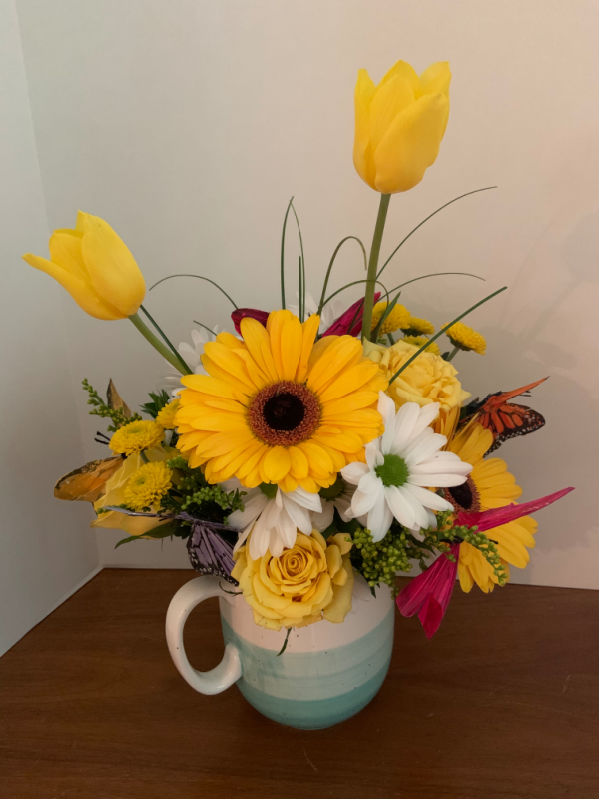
[446,345,460,362]
[128,312,187,374]
[361,193,391,341]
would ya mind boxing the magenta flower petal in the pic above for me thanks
[231,307,270,334]
[323,293,381,337]
[396,543,459,637]
[457,487,574,532]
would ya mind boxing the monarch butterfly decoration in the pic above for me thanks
[54,455,124,502]
[460,377,548,453]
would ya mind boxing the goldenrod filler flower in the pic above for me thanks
[109,420,164,456]
[445,423,537,592]
[364,339,469,411]
[370,301,410,335]
[23,211,145,320]
[123,461,173,511]
[156,399,180,429]
[444,321,486,354]
[403,335,440,356]
[232,530,354,630]
[401,316,435,336]
[353,59,451,194]
[175,310,385,493]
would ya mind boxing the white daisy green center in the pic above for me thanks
[374,453,409,487]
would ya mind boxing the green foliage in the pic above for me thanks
[140,389,171,418]
[162,456,244,525]
[82,378,141,432]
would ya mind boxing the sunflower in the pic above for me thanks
[175,310,385,492]
[444,422,537,592]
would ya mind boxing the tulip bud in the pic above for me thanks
[353,60,451,194]
[23,211,146,320]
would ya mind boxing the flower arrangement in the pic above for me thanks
[25,58,572,642]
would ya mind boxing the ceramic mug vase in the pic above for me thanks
[165,574,395,730]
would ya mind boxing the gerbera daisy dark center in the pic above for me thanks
[248,381,321,446]
[444,476,480,512]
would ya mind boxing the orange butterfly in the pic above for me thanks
[54,455,124,503]
[461,377,547,452]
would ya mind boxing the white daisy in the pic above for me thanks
[227,482,323,559]
[341,393,472,542]
[310,479,355,531]
[163,326,219,396]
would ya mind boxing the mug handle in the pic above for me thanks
[165,575,242,695]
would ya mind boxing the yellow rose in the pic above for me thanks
[364,339,469,411]
[92,446,175,536]
[23,211,145,320]
[231,531,354,631]
[353,60,451,194]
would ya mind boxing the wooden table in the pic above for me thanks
[0,569,597,799]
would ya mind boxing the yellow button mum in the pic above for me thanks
[23,211,145,320]
[403,335,440,356]
[370,301,411,335]
[175,310,385,492]
[231,530,354,630]
[109,420,164,456]
[444,321,487,355]
[364,339,469,410]
[156,399,180,429]
[123,461,173,511]
[353,59,451,194]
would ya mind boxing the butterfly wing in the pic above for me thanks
[54,455,124,502]
[485,403,545,452]
[187,523,237,584]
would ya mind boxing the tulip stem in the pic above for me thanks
[361,193,391,341]
[128,312,189,374]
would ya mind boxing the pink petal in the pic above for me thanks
[231,308,270,334]
[396,543,459,638]
[457,487,574,532]
[322,293,381,337]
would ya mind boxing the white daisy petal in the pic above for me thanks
[341,461,369,485]
[384,485,416,529]
[403,430,448,465]
[406,484,454,512]
[366,497,394,542]
[391,402,421,452]
[311,502,334,531]
[289,487,322,513]
[357,470,381,496]
[351,483,381,517]
[407,472,469,487]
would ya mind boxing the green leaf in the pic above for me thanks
[114,520,180,549]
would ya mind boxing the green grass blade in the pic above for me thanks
[149,274,238,309]
[317,236,367,316]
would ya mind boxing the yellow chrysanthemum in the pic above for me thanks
[156,399,180,429]
[443,321,486,354]
[401,316,435,336]
[402,335,440,356]
[444,422,537,593]
[175,309,386,492]
[109,419,164,455]
[123,461,173,511]
[364,339,469,411]
[370,302,411,335]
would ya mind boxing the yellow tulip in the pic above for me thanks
[23,211,145,320]
[353,60,451,194]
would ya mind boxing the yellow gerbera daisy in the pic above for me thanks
[109,419,164,455]
[175,310,386,492]
[443,321,486,354]
[370,301,411,335]
[156,399,180,429]
[444,422,537,592]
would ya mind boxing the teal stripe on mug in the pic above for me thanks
[220,606,394,726]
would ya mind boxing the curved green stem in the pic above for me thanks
[361,194,391,341]
[128,312,187,374]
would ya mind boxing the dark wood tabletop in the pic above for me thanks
[0,568,597,799]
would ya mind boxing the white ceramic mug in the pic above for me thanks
[166,574,395,729]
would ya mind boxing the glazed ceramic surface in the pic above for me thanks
[166,574,394,729]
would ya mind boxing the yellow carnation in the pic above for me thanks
[443,321,487,355]
[123,461,173,511]
[364,339,469,410]
[231,530,354,631]
[402,335,440,356]
[370,302,411,335]
[109,419,164,455]
[155,399,180,429]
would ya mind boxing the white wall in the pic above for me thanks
[13,0,598,586]
[0,0,100,655]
